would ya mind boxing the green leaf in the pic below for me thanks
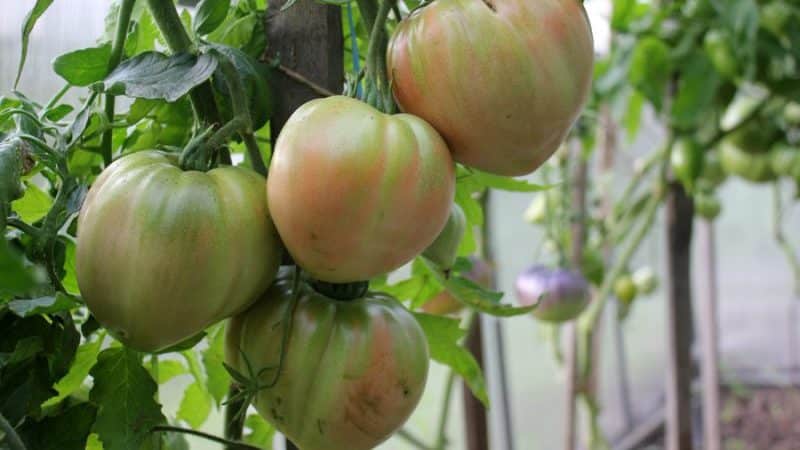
[470,171,552,192]
[244,414,275,447]
[0,138,26,227]
[41,337,103,408]
[146,359,187,384]
[217,13,257,48]
[8,293,81,318]
[195,0,231,35]
[44,104,74,122]
[202,325,231,406]
[413,313,488,407]
[89,347,166,450]
[92,52,218,102]
[15,0,55,88]
[19,402,97,450]
[12,181,53,224]
[623,90,645,141]
[629,37,672,111]
[670,50,722,130]
[422,260,534,317]
[53,44,113,87]
[177,382,212,428]
[0,241,39,299]
[85,433,103,450]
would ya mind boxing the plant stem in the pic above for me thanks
[216,56,268,175]
[435,370,457,449]
[0,413,26,450]
[772,183,800,295]
[42,84,70,113]
[276,64,337,98]
[100,0,135,166]
[152,425,260,449]
[6,217,40,238]
[145,0,229,163]
[396,428,431,450]
[224,384,247,449]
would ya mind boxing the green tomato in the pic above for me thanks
[704,30,739,80]
[761,1,793,37]
[76,151,282,352]
[613,275,638,306]
[771,144,800,179]
[225,270,429,450]
[671,138,704,192]
[523,190,561,225]
[423,203,466,271]
[632,267,658,296]
[719,138,778,183]
[783,102,800,126]
[694,192,722,220]
[700,149,728,188]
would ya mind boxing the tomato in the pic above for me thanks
[613,275,637,306]
[670,138,704,192]
[683,0,713,18]
[704,30,738,80]
[422,203,466,271]
[267,96,455,283]
[771,144,800,179]
[225,270,429,450]
[761,1,793,37]
[632,267,658,296]
[515,266,590,323]
[422,256,493,315]
[719,140,776,183]
[387,0,594,176]
[76,151,282,352]
[700,149,727,188]
[694,191,721,220]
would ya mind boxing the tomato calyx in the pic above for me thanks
[309,279,369,301]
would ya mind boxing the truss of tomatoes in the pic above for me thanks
[75,1,594,448]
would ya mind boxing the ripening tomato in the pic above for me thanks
[76,151,282,352]
[267,96,455,283]
[515,266,590,323]
[225,270,429,450]
[388,0,594,176]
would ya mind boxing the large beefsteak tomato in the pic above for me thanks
[225,270,429,450]
[387,0,594,176]
[267,96,455,282]
[76,151,282,352]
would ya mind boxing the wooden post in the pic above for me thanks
[698,220,721,450]
[664,183,695,450]
[263,1,343,449]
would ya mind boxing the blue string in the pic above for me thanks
[346,2,363,97]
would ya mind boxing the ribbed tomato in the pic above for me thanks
[76,151,282,352]
[225,270,429,450]
[387,0,594,176]
[267,96,455,282]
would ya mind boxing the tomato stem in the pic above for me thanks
[100,0,135,167]
[0,413,27,450]
[151,425,260,450]
[145,0,230,164]
[310,279,369,301]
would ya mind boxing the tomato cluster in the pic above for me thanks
[75,0,593,448]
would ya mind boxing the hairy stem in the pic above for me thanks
[100,0,135,166]
[0,413,26,450]
[152,425,259,449]
[224,384,247,449]
[396,428,431,450]
[145,0,229,163]
[435,369,457,449]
